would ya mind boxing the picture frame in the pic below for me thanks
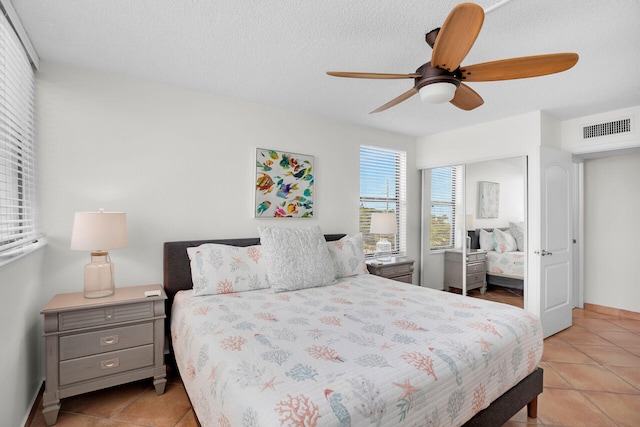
[478,181,500,218]
[255,148,314,218]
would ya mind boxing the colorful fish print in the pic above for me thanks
[256,173,274,194]
[256,200,271,215]
[276,182,299,199]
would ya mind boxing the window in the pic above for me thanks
[430,166,462,251]
[359,145,406,257]
[0,6,39,257]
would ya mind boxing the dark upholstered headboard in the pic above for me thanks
[163,234,347,304]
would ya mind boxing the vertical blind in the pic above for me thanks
[430,166,460,251]
[359,145,407,256]
[0,8,38,255]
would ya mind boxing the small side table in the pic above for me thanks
[41,284,167,426]
[444,249,488,294]
[366,257,415,283]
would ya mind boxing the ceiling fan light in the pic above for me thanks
[419,82,458,104]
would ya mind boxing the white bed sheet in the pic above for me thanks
[486,250,525,279]
[171,274,542,426]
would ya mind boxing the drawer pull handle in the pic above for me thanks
[105,309,114,320]
[100,358,120,370]
[100,335,119,346]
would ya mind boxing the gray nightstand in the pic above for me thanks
[366,257,415,283]
[444,249,487,294]
[41,284,167,426]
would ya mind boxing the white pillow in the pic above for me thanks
[187,244,270,296]
[494,228,518,253]
[509,221,525,251]
[479,229,494,251]
[258,226,336,293]
[327,233,368,278]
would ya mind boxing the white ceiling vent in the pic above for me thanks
[583,118,631,139]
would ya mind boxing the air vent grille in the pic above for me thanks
[583,118,631,139]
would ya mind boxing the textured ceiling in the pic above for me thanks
[11,0,640,137]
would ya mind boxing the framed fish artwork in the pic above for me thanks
[255,148,314,218]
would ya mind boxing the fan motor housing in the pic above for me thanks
[414,62,461,91]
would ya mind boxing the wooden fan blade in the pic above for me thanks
[450,83,484,111]
[460,53,579,82]
[370,87,418,114]
[432,3,484,72]
[326,71,421,79]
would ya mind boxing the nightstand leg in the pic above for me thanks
[154,375,167,395]
[42,401,60,426]
[480,283,487,295]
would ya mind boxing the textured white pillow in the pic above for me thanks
[187,244,270,296]
[494,228,518,253]
[327,233,368,278]
[258,226,336,292]
[509,221,525,251]
[479,229,494,251]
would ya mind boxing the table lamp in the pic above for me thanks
[70,210,128,298]
[466,214,475,251]
[370,212,397,262]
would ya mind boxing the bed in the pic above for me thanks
[470,225,525,291]
[164,231,543,427]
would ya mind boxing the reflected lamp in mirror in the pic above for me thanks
[370,212,397,262]
[70,210,128,298]
[466,214,475,251]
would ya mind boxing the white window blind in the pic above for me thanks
[430,166,461,251]
[359,145,406,256]
[0,8,38,256]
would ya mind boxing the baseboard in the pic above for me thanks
[584,303,640,321]
[22,379,44,427]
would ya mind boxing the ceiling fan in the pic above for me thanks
[327,2,578,114]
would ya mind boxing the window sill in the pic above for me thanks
[0,237,47,270]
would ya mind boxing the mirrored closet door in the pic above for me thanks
[421,157,527,304]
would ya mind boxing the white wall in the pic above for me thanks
[21,61,420,422]
[561,106,640,156]
[37,61,420,298]
[416,111,545,169]
[583,152,640,313]
[466,157,525,230]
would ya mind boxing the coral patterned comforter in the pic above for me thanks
[486,250,525,279]
[171,274,542,427]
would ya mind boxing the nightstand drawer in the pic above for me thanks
[59,344,154,386]
[393,274,413,283]
[467,262,486,274]
[467,272,486,285]
[59,302,154,331]
[386,264,413,275]
[60,323,154,360]
[466,252,487,262]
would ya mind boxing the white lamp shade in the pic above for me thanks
[370,212,397,234]
[419,82,457,104]
[466,214,475,230]
[70,211,128,251]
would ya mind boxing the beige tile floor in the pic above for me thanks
[28,286,640,427]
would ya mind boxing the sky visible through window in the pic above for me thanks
[360,147,398,212]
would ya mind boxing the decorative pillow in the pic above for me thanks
[479,229,494,251]
[494,228,518,253]
[187,244,270,296]
[509,221,525,251]
[327,233,368,278]
[258,226,336,293]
